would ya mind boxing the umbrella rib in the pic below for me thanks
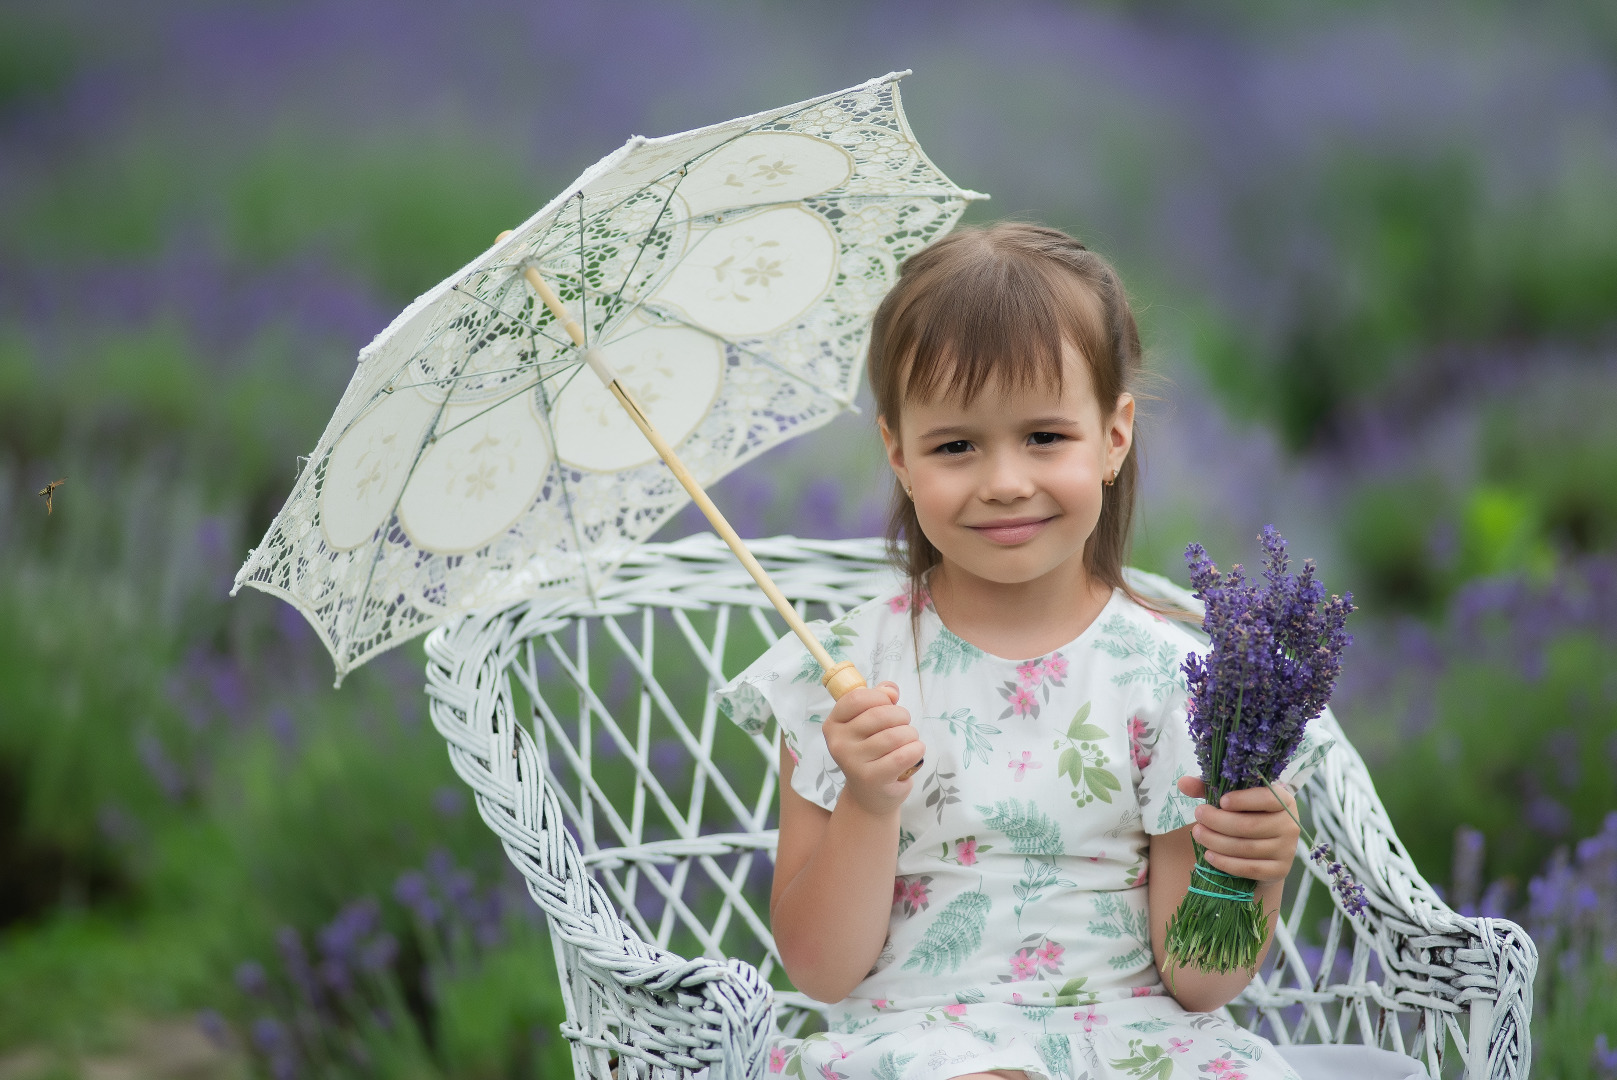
[608,169,687,316]
[383,356,577,394]
[576,193,589,346]
[532,367,598,604]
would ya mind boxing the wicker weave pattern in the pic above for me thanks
[422,535,1536,1080]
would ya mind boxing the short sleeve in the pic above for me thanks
[714,622,846,811]
[1136,677,1205,835]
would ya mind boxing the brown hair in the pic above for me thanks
[868,221,1170,618]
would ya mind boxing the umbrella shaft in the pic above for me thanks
[602,378,865,700]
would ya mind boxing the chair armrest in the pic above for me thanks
[425,611,775,1080]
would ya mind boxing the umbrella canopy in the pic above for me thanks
[234,71,985,683]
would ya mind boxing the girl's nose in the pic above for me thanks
[980,451,1036,502]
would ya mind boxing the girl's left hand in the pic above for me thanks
[1176,776,1299,886]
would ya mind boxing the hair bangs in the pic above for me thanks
[894,248,1109,411]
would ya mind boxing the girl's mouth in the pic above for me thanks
[967,517,1051,545]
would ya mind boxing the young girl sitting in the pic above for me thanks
[717,223,1331,1080]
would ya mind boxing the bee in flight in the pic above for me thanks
[37,477,66,515]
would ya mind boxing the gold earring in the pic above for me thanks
[1104,468,1117,488]
[905,485,914,500]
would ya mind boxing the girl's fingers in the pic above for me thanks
[1217,784,1296,814]
[1177,775,1208,799]
[1193,827,1292,861]
[1202,850,1290,883]
[1194,804,1295,840]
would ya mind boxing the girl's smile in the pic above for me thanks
[966,515,1052,545]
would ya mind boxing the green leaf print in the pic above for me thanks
[933,708,1001,768]
[1052,704,1121,807]
[1066,701,1108,742]
[1110,1039,1178,1080]
[871,1049,915,1080]
[1124,1019,1175,1033]
[793,621,859,683]
[1045,976,1096,1007]
[1088,892,1152,970]
[1012,857,1077,925]
[1036,1034,1073,1080]
[902,888,992,976]
[920,626,984,676]
[1091,615,1185,701]
[976,798,1063,855]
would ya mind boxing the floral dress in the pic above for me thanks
[715,584,1333,1080]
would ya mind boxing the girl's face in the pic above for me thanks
[879,341,1134,592]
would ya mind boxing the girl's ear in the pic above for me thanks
[878,414,908,486]
[1108,393,1136,470]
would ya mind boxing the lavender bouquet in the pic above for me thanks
[1164,526,1364,975]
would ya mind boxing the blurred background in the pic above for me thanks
[2,0,1615,1076]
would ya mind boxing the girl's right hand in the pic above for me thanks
[822,682,925,817]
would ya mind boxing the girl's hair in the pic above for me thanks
[868,221,1173,618]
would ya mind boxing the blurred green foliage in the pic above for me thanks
[1373,631,1617,890]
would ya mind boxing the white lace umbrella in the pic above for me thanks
[234,71,985,685]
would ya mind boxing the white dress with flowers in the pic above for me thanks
[716,584,1333,1080]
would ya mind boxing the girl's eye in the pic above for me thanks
[1029,432,1063,446]
[936,440,972,456]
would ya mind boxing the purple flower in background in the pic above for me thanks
[235,960,269,998]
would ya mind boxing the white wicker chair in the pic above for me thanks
[422,535,1536,1080]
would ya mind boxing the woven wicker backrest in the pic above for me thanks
[423,534,1536,1080]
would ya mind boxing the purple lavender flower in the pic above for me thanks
[1169,528,1362,970]
[1182,526,1354,796]
[235,960,269,998]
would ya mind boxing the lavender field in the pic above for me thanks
[1,1,1615,1077]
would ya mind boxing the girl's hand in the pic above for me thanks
[1176,776,1299,886]
[823,682,925,817]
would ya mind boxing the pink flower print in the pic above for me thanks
[955,837,979,866]
[1042,653,1068,681]
[872,998,889,1010]
[817,1064,847,1080]
[1011,992,1024,1004]
[1168,1038,1192,1054]
[1007,750,1042,781]
[1205,1057,1238,1074]
[943,1002,968,1018]
[1127,715,1153,770]
[1015,659,1045,686]
[1034,939,1065,972]
[892,879,906,906]
[1007,686,1038,716]
[907,879,930,909]
[769,1048,787,1073]
[1072,1006,1108,1032]
[1009,949,1039,981]
[1131,986,1155,998]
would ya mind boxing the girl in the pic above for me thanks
[716,224,1331,1080]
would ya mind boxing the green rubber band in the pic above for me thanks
[1186,885,1253,900]
[1189,864,1257,901]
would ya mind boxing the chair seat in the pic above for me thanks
[422,534,1536,1080]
